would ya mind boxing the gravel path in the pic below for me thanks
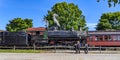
[0,53,120,60]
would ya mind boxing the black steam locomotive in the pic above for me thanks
[0,30,87,46]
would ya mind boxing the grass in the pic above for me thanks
[0,49,46,53]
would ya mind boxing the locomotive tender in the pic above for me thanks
[0,31,28,46]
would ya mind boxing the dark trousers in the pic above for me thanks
[75,48,80,54]
[84,47,88,54]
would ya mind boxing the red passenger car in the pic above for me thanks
[87,31,120,47]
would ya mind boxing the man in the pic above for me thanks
[84,43,88,54]
[74,41,80,54]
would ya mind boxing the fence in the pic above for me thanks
[0,45,120,53]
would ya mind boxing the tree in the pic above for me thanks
[6,18,33,32]
[44,2,88,31]
[97,0,120,7]
[96,12,120,30]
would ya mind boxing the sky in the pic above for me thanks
[0,0,120,31]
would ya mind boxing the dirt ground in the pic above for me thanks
[0,52,120,60]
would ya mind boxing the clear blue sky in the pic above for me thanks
[0,0,120,30]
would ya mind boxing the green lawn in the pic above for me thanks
[0,49,45,53]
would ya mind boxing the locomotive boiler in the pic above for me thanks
[47,30,87,45]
